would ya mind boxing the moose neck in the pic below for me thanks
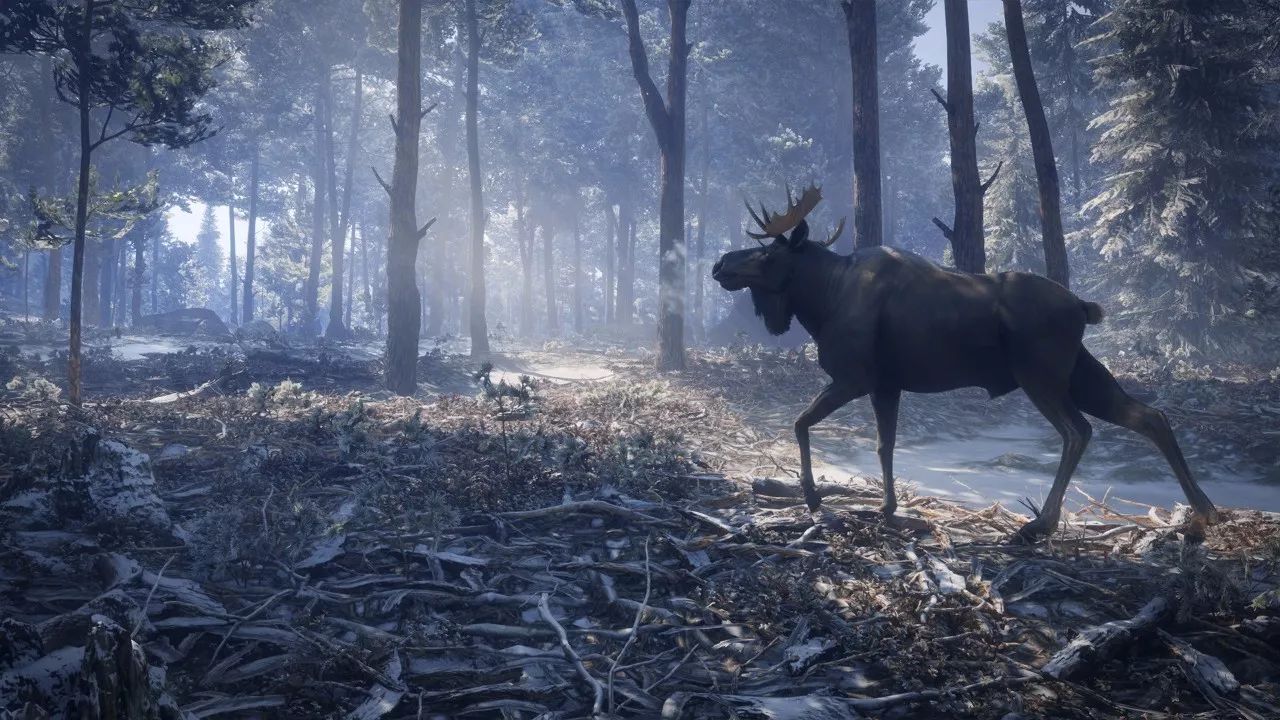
[750,246,850,338]
[785,247,850,337]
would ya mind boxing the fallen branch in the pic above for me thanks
[1159,629,1240,698]
[609,537,651,714]
[1043,596,1172,680]
[538,592,605,717]
[497,500,673,526]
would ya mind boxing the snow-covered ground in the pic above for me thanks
[816,419,1279,513]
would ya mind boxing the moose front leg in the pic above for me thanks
[870,389,901,516]
[795,382,862,512]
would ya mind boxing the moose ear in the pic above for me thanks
[787,220,809,246]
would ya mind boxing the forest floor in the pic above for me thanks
[2,318,1280,719]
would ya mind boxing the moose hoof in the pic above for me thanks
[879,501,897,518]
[1015,517,1056,543]
[1180,511,1217,543]
[802,487,823,514]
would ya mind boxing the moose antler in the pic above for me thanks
[746,183,846,247]
[747,183,824,239]
[819,217,846,247]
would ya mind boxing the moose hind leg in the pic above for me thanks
[871,389,901,516]
[1018,383,1092,540]
[1069,351,1219,525]
[794,382,860,513]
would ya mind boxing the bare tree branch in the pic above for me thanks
[618,0,671,150]
[980,160,1004,194]
[416,217,437,240]
[931,217,954,240]
[371,166,391,196]
[930,87,950,114]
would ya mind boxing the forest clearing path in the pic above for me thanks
[3,334,1279,718]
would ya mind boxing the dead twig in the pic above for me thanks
[132,553,176,638]
[608,537,651,714]
[538,592,605,716]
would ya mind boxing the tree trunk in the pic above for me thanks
[84,237,101,327]
[327,65,363,339]
[654,1,689,371]
[228,198,238,325]
[604,203,615,324]
[628,215,638,316]
[113,234,126,326]
[384,0,425,394]
[243,142,259,322]
[360,221,374,331]
[938,0,987,273]
[1003,0,1069,287]
[323,69,346,339]
[620,0,689,370]
[44,245,62,321]
[97,237,114,327]
[304,74,328,338]
[542,223,557,334]
[693,102,710,341]
[345,224,355,329]
[150,229,158,314]
[572,211,583,333]
[22,250,30,321]
[131,230,143,325]
[844,0,882,249]
[883,165,895,245]
[464,0,489,356]
[35,55,60,322]
[68,0,96,404]
[615,203,633,324]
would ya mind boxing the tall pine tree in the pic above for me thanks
[1086,0,1278,354]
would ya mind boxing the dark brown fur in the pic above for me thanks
[712,223,1217,539]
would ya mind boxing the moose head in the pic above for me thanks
[711,184,846,335]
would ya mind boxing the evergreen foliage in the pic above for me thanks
[1085,0,1280,354]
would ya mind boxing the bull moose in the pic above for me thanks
[711,185,1218,540]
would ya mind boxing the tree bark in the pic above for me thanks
[44,245,62,321]
[693,102,710,341]
[620,0,689,370]
[115,231,128,326]
[843,0,882,249]
[304,75,328,337]
[1003,0,1069,288]
[345,223,355,328]
[516,184,536,337]
[360,222,374,331]
[150,228,158,314]
[572,211,583,333]
[384,0,425,394]
[323,68,346,339]
[327,64,363,339]
[228,198,238,325]
[36,55,62,322]
[68,0,96,404]
[937,0,987,274]
[542,222,557,334]
[22,250,30,321]
[97,236,114,327]
[243,141,259,322]
[603,203,615,324]
[84,237,101,327]
[883,166,895,245]
[615,202,633,324]
[130,229,143,325]
[464,0,489,355]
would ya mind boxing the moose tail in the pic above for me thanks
[1082,302,1105,325]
